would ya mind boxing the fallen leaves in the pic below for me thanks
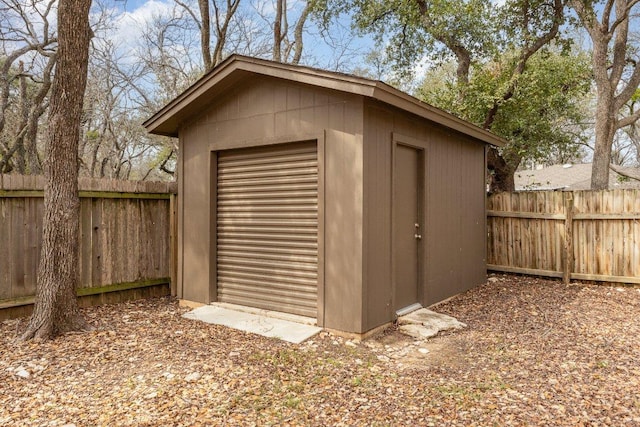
[1,275,640,425]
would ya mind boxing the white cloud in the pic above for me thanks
[110,0,176,46]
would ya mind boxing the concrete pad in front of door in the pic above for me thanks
[183,304,322,344]
[397,308,467,339]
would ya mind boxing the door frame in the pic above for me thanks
[209,131,326,326]
[390,133,427,316]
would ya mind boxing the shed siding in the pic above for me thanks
[363,100,486,331]
[425,122,486,304]
[179,124,213,303]
[179,76,364,332]
[362,106,393,329]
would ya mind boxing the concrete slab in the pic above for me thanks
[183,305,322,344]
[212,302,317,325]
[397,308,466,340]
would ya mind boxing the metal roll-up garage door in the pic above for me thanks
[216,141,318,318]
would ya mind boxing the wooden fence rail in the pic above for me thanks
[487,189,640,285]
[0,175,177,319]
[4,179,636,319]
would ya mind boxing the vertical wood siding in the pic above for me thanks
[0,175,176,311]
[180,76,364,331]
[362,100,488,331]
[487,189,640,284]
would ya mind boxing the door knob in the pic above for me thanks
[414,234,422,240]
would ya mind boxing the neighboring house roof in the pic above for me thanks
[143,55,506,147]
[515,163,640,191]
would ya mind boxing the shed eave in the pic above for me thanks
[370,85,505,147]
[143,56,378,137]
[142,61,249,137]
[144,55,506,147]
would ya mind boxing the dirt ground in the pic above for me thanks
[2,274,640,426]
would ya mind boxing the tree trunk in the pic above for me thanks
[591,97,616,190]
[20,0,93,341]
[198,0,212,71]
[570,0,640,189]
[589,29,617,191]
[487,146,517,193]
[14,62,28,174]
[291,3,310,64]
[273,0,284,62]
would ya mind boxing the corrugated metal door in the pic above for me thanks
[216,141,318,318]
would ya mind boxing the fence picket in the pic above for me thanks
[488,189,640,285]
[0,175,177,318]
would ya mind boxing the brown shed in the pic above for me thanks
[144,55,504,335]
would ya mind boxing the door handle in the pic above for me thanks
[414,234,422,240]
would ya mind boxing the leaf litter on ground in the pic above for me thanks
[1,274,640,426]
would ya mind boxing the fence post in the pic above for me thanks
[563,192,574,284]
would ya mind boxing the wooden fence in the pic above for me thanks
[487,189,640,285]
[0,175,177,319]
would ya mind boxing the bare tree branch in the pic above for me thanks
[610,163,640,181]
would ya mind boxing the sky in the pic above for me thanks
[104,0,377,74]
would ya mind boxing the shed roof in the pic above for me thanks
[143,55,505,147]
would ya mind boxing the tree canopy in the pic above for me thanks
[419,48,592,172]
[2,0,639,189]
[314,0,573,191]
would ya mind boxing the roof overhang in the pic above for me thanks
[143,55,506,147]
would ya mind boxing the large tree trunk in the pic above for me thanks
[487,146,516,193]
[591,96,616,190]
[20,0,93,340]
[589,30,617,191]
[570,0,640,190]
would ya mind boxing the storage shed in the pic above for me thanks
[144,55,504,335]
